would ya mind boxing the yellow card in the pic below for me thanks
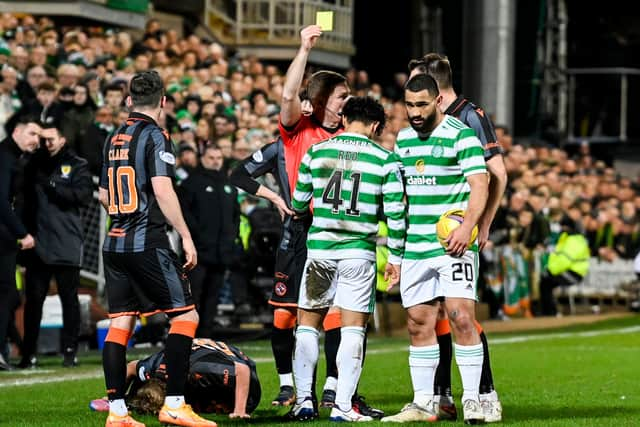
[316,11,334,31]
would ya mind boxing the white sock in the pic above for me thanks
[279,373,294,388]
[454,343,484,403]
[293,326,319,404]
[108,399,128,416]
[335,326,365,410]
[323,375,338,392]
[409,344,439,408]
[164,395,185,409]
[480,390,499,402]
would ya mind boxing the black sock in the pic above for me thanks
[311,365,318,402]
[271,326,295,375]
[103,341,127,400]
[362,323,369,366]
[434,333,452,396]
[324,327,341,380]
[164,333,193,396]
[479,331,495,394]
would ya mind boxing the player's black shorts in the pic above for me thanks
[269,216,311,307]
[103,247,194,317]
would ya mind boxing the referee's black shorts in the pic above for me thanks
[103,247,194,317]
[268,216,311,308]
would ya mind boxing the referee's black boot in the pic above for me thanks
[0,353,14,371]
[17,354,36,369]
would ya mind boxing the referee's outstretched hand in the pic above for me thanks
[182,236,198,271]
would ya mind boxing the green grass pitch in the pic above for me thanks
[0,315,639,426]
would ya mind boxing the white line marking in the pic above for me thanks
[2,325,638,388]
[487,325,640,344]
[0,370,103,387]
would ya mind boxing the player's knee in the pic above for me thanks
[172,308,199,324]
[448,309,475,337]
[273,308,296,329]
[167,309,200,336]
[407,317,435,341]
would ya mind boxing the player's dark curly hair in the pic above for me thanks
[129,70,164,108]
[341,96,386,136]
[405,73,440,97]
[127,378,166,414]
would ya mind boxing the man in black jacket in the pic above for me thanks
[178,145,239,336]
[18,123,93,368]
[0,115,40,370]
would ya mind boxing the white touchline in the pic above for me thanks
[0,370,103,387]
[483,325,640,344]
[2,325,639,388]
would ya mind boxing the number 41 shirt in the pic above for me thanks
[291,132,406,264]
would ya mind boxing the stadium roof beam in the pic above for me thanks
[0,1,147,29]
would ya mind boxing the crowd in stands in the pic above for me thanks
[1,10,640,354]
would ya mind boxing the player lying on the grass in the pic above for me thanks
[90,339,261,419]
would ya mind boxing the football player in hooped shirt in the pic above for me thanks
[408,53,506,423]
[381,74,488,425]
[289,96,406,422]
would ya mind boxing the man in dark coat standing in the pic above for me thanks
[0,115,40,370]
[18,123,93,368]
[179,145,239,336]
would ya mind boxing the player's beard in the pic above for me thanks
[410,111,438,136]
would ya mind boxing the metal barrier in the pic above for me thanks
[205,0,355,54]
[79,180,107,302]
[487,244,635,315]
[582,257,636,296]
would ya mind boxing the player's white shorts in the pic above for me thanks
[400,251,479,308]
[298,258,376,313]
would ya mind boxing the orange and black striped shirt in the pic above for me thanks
[99,112,175,253]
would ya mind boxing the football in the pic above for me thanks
[436,209,478,248]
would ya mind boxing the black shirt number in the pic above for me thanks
[321,170,361,216]
[452,262,474,281]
